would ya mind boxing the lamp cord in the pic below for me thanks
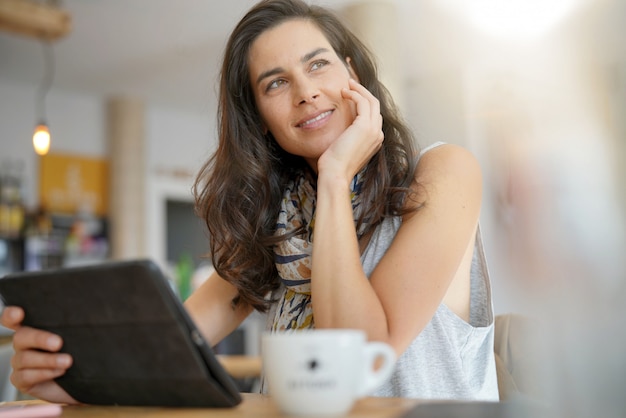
[35,40,55,123]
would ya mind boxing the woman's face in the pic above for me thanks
[247,19,358,170]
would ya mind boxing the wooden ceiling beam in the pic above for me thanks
[0,0,71,41]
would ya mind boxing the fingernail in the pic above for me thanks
[56,354,71,368]
[47,335,62,349]
[8,308,20,320]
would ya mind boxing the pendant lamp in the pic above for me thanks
[33,41,54,156]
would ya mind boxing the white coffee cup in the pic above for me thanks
[261,329,396,416]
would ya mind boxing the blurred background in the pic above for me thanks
[0,0,624,413]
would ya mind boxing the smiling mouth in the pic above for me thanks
[297,110,333,128]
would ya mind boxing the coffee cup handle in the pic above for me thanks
[357,342,397,397]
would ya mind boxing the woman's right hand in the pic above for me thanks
[317,79,384,184]
[1,306,79,404]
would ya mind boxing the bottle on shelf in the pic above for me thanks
[0,160,25,239]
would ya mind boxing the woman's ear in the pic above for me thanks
[345,57,360,83]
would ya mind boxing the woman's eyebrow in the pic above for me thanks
[255,47,331,86]
[256,67,284,86]
[301,47,330,63]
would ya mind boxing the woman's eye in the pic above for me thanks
[267,79,286,91]
[310,59,329,71]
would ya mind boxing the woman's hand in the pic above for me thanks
[317,79,384,183]
[1,306,79,404]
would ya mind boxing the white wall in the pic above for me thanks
[404,70,468,149]
[147,104,216,173]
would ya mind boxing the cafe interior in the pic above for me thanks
[0,0,625,416]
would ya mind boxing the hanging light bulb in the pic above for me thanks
[33,40,54,155]
[33,122,51,155]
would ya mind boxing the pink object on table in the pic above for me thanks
[0,404,62,418]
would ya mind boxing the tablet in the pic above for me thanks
[399,400,549,418]
[0,259,242,407]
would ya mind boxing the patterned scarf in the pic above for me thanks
[270,168,367,331]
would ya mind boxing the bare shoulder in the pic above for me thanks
[406,143,482,215]
[415,143,482,184]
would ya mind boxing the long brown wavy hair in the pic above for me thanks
[193,0,419,312]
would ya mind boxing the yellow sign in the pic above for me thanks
[39,153,109,216]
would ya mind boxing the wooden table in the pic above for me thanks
[216,355,262,379]
[4,393,420,417]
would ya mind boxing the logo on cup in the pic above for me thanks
[286,357,337,390]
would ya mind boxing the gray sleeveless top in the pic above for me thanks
[366,142,499,400]
[364,217,499,400]
[264,142,499,400]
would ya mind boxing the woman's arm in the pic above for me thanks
[372,144,482,353]
[184,271,253,347]
[314,84,482,357]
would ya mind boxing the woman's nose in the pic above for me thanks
[293,77,320,105]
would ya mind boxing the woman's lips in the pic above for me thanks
[296,110,333,128]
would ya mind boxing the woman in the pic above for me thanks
[1,0,498,403]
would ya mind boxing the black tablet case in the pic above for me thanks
[0,259,242,407]
[399,400,550,418]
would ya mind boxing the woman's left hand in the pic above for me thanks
[317,79,384,182]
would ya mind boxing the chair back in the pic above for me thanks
[494,313,546,401]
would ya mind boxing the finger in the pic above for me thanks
[12,326,64,352]
[0,306,24,330]
[12,349,72,371]
[341,89,381,138]
[343,83,382,136]
[341,86,382,140]
[10,367,67,392]
[341,85,371,119]
[348,78,375,100]
[348,79,381,120]
[13,378,79,405]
